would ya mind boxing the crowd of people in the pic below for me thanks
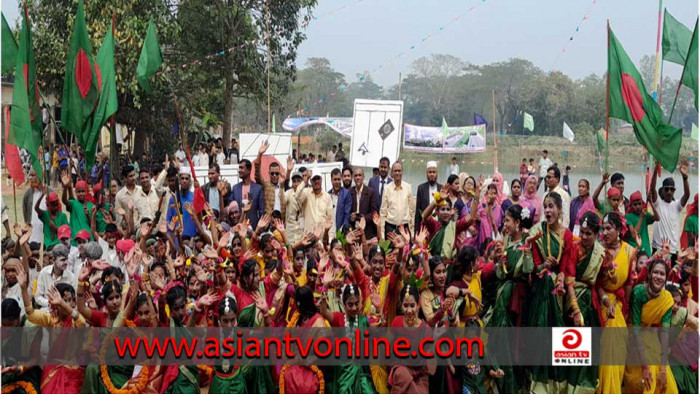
[1,139,698,394]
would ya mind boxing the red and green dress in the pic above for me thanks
[563,240,605,393]
[527,222,576,394]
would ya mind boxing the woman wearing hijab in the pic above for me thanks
[521,175,542,223]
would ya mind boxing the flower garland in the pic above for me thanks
[278,364,325,394]
[1,381,37,394]
[287,311,300,328]
[100,331,149,394]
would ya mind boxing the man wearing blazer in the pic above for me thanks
[414,161,442,230]
[368,156,392,210]
[350,167,378,239]
[227,159,265,228]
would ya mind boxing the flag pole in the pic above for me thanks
[265,0,271,134]
[109,14,117,193]
[605,20,611,175]
[12,181,17,223]
[652,1,664,100]
[492,89,498,173]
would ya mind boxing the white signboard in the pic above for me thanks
[186,161,341,192]
[239,133,293,164]
[349,99,403,168]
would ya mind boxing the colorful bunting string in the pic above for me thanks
[549,0,599,70]
[359,0,490,82]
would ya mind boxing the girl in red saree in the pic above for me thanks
[388,284,433,394]
[17,268,86,394]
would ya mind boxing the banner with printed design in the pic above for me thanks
[403,123,487,153]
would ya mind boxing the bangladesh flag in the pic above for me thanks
[608,25,682,172]
[2,12,18,73]
[680,20,698,109]
[84,21,118,171]
[62,0,99,146]
[7,9,43,180]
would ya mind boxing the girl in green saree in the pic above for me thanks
[487,204,536,393]
[320,283,377,394]
[564,212,605,393]
[209,297,247,394]
[527,192,577,393]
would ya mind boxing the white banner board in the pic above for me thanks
[349,99,403,168]
[186,161,341,193]
[239,133,293,164]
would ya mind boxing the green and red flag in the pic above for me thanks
[2,12,18,73]
[7,8,43,180]
[136,19,162,93]
[680,20,698,109]
[62,0,99,146]
[84,20,118,171]
[608,25,682,172]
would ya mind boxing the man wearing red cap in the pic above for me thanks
[625,190,659,255]
[61,171,94,245]
[57,225,81,276]
[34,186,68,248]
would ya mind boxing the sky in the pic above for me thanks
[3,0,697,87]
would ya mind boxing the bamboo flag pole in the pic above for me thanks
[605,21,611,176]
[266,1,272,134]
[492,89,498,173]
[652,1,664,100]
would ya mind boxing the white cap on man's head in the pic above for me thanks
[180,167,191,175]
[426,161,438,169]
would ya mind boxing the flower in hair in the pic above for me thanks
[521,207,531,220]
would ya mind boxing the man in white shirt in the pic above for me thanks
[21,170,46,244]
[380,162,414,237]
[649,161,690,264]
[115,164,142,228]
[538,150,553,192]
[57,225,81,276]
[134,167,161,224]
[34,244,75,312]
[175,144,186,164]
[543,165,571,229]
[328,145,337,162]
[295,171,333,234]
[3,259,26,317]
[284,171,303,244]
[215,147,226,166]
[195,144,209,168]
[449,157,459,176]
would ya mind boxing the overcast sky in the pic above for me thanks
[4,0,697,87]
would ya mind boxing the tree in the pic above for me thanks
[176,0,316,147]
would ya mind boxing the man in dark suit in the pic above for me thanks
[226,159,264,228]
[350,167,378,239]
[415,160,442,230]
[329,168,352,231]
[368,156,392,210]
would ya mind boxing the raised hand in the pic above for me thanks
[415,226,429,246]
[19,228,31,246]
[150,272,166,291]
[91,260,112,271]
[395,224,407,242]
[16,267,27,290]
[439,183,450,197]
[61,170,71,188]
[168,217,178,233]
[158,221,168,234]
[372,212,380,227]
[602,172,610,184]
[78,264,91,282]
[286,156,294,172]
[198,290,222,308]
[140,221,153,237]
[273,218,285,233]
[47,286,66,308]
[235,223,248,239]
[251,291,269,315]
[115,206,126,217]
[387,232,404,250]
[173,254,185,268]
[525,230,543,245]
[242,200,253,213]
[183,202,195,215]
[679,160,689,177]
[282,261,294,277]
[258,140,270,155]
[357,216,366,231]
[351,243,364,261]
[13,223,22,238]
[257,214,271,231]
[218,231,231,247]
[164,154,170,170]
